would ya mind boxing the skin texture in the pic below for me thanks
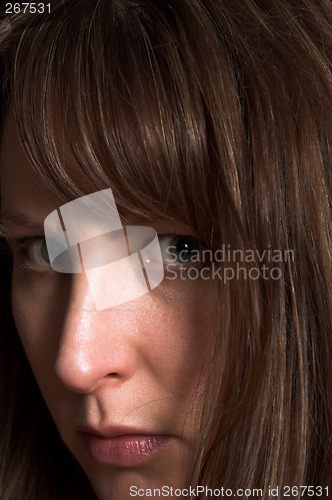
[0,112,215,500]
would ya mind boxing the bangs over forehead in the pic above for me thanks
[4,0,243,236]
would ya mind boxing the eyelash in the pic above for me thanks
[18,262,44,275]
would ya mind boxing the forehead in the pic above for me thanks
[0,110,64,224]
[0,111,193,238]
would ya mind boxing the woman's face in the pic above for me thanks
[0,112,214,500]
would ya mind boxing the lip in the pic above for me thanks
[78,427,175,466]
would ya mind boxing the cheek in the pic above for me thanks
[139,279,215,393]
[10,269,64,368]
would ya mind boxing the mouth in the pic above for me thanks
[78,426,176,466]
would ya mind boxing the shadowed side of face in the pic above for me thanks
[0,110,215,500]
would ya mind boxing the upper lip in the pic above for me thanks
[77,425,166,439]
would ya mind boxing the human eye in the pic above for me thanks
[20,237,52,271]
[158,234,205,267]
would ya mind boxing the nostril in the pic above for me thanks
[54,315,138,393]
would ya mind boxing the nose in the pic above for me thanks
[54,273,138,393]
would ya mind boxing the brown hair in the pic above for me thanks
[0,0,331,498]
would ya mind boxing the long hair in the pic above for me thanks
[0,0,331,498]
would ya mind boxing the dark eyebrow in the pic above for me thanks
[0,211,44,237]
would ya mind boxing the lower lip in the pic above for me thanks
[80,433,175,466]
